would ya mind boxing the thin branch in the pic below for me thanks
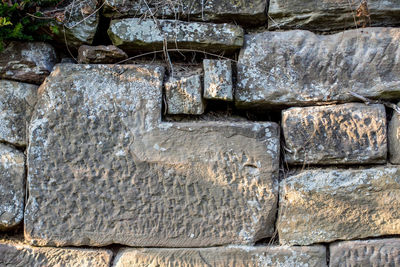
[349,91,400,113]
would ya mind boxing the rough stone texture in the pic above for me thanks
[0,80,38,146]
[330,239,400,267]
[51,0,99,49]
[103,0,267,26]
[0,240,112,266]
[278,166,400,246]
[0,144,25,230]
[203,59,233,101]
[268,0,400,31]
[78,45,128,64]
[108,18,244,53]
[113,246,327,267]
[25,64,280,247]
[165,74,205,115]
[389,104,400,164]
[0,42,57,84]
[282,103,387,165]
[236,28,400,108]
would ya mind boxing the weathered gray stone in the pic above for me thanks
[165,74,205,115]
[282,103,387,165]
[0,80,38,146]
[108,18,244,53]
[268,0,400,31]
[389,105,400,164]
[113,246,327,267]
[203,59,233,101]
[0,144,25,230]
[78,45,128,64]
[330,239,400,267]
[0,240,112,266]
[0,42,57,84]
[278,166,400,246]
[25,64,280,247]
[236,28,400,108]
[51,0,99,49]
[103,0,267,26]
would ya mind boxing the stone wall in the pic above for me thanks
[1,0,400,266]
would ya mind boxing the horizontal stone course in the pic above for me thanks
[278,166,400,246]
[25,64,280,247]
[0,240,112,266]
[282,103,387,165]
[236,27,400,108]
[330,239,400,267]
[108,18,244,53]
[113,246,327,267]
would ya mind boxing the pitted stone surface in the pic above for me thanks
[282,103,387,165]
[0,144,25,230]
[236,28,400,108]
[113,246,327,267]
[278,167,400,246]
[108,18,244,53]
[389,104,400,164]
[330,239,400,267]
[103,0,267,26]
[0,80,38,146]
[203,59,233,101]
[0,42,57,84]
[165,74,205,115]
[268,0,400,31]
[25,64,280,247]
[78,45,128,64]
[0,240,112,266]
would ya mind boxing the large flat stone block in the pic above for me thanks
[330,239,400,267]
[108,18,244,53]
[236,28,400,108]
[113,246,327,267]
[0,80,38,146]
[0,240,112,266]
[282,103,387,165]
[25,64,280,247]
[268,0,400,31]
[278,167,400,246]
[0,144,25,230]
[103,0,267,26]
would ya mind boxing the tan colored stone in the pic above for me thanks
[113,246,327,267]
[0,240,112,266]
[330,239,400,267]
[278,166,400,246]
[25,64,280,247]
[0,42,57,84]
[78,45,128,64]
[108,18,244,53]
[389,105,400,164]
[268,0,400,31]
[236,28,400,108]
[0,144,25,230]
[0,80,38,146]
[282,103,387,165]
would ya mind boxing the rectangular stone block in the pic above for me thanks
[389,104,400,164]
[0,80,38,146]
[0,240,112,266]
[25,64,280,247]
[278,167,400,246]
[0,144,25,230]
[330,239,400,267]
[203,59,233,101]
[103,0,268,26]
[113,246,327,267]
[268,0,400,31]
[236,28,400,108]
[165,74,205,115]
[282,103,387,165]
[108,18,244,53]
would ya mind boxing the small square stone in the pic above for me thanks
[203,59,233,101]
